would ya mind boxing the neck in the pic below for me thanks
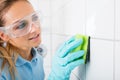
[19,48,33,61]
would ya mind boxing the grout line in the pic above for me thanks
[42,32,120,42]
[84,0,87,79]
[113,0,116,79]
[85,0,87,35]
[50,33,120,42]
[90,37,116,42]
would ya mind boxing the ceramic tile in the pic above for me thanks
[70,72,80,80]
[86,0,114,40]
[41,17,51,34]
[29,0,39,10]
[51,0,71,14]
[115,41,120,80]
[51,34,69,56]
[72,65,86,80]
[51,10,65,34]
[44,66,51,80]
[51,0,85,35]
[38,0,51,17]
[86,39,114,80]
[115,0,120,40]
[63,0,85,35]
[41,34,52,66]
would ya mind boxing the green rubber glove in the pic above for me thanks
[48,36,85,80]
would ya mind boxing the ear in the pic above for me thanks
[0,32,9,42]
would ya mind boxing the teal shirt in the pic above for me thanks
[0,48,45,80]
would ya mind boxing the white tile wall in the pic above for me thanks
[51,0,85,35]
[39,15,51,37]
[44,66,51,80]
[51,0,71,14]
[38,0,51,17]
[41,33,51,67]
[86,39,114,80]
[70,72,81,80]
[72,64,86,80]
[51,0,115,80]
[29,0,120,80]
[115,41,120,80]
[63,0,85,35]
[51,34,69,56]
[51,0,73,35]
[86,0,114,40]
[51,10,65,34]
[29,0,39,11]
[115,0,120,40]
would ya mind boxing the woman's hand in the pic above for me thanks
[48,36,85,80]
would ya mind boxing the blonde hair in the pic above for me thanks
[0,0,30,80]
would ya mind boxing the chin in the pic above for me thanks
[33,40,41,48]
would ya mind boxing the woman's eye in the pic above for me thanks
[32,14,39,21]
[14,20,28,30]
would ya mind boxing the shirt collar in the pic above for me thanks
[15,48,39,67]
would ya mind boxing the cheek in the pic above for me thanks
[9,37,30,48]
[18,38,34,47]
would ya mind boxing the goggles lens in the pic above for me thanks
[8,11,41,38]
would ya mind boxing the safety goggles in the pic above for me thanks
[0,11,41,38]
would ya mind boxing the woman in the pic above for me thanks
[0,0,85,80]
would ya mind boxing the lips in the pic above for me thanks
[28,34,40,40]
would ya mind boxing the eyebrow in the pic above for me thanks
[11,11,36,24]
[11,19,21,24]
[12,18,27,24]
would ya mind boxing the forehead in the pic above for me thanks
[4,1,35,26]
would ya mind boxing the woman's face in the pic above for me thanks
[3,1,41,50]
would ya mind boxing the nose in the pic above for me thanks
[29,22,39,33]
